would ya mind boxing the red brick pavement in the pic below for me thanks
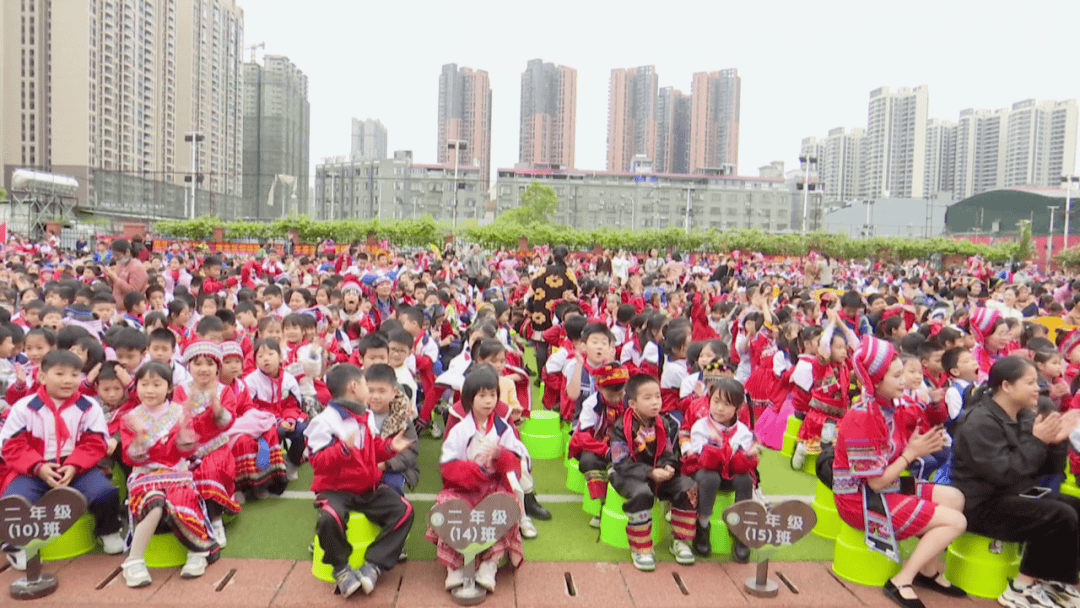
[0,557,1004,607]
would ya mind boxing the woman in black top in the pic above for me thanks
[527,244,578,378]
[952,356,1080,608]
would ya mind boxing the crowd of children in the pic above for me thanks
[4,235,1080,605]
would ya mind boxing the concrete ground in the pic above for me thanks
[1,555,1004,607]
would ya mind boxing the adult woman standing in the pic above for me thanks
[644,248,663,277]
[833,335,967,608]
[951,356,1080,608]
[527,244,578,380]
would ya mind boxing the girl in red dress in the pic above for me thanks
[833,335,967,608]
[180,341,241,547]
[120,361,218,587]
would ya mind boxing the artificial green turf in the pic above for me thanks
[219,345,831,563]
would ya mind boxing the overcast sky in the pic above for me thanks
[244,0,1079,185]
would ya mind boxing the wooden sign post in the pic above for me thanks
[723,500,817,598]
[428,494,521,606]
[0,487,88,600]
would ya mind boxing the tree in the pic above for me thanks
[1014,219,1034,262]
[496,181,557,227]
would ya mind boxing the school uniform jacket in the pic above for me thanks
[243,368,304,422]
[0,387,109,489]
[439,411,527,493]
[681,417,757,480]
[609,408,679,483]
[304,400,397,495]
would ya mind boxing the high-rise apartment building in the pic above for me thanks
[1,0,245,219]
[655,87,691,174]
[519,59,576,168]
[954,108,1009,199]
[242,54,310,219]
[351,118,387,161]
[1003,99,1078,189]
[924,118,957,197]
[607,66,658,171]
[437,64,492,190]
[860,86,928,199]
[689,69,741,174]
[822,127,865,204]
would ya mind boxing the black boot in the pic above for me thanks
[524,493,551,521]
[731,534,750,563]
[693,522,711,557]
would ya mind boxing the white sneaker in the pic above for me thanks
[212,519,227,548]
[285,461,299,481]
[670,539,695,565]
[430,418,444,439]
[233,491,246,505]
[999,580,1057,608]
[519,516,538,539]
[1043,581,1080,608]
[791,442,807,470]
[445,567,466,590]
[589,515,601,529]
[122,558,152,588]
[5,549,27,571]
[475,559,497,591]
[631,551,655,572]
[100,532,126,555]
[180,551,209,579]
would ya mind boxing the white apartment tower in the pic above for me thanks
[822,127,865,204]
[954,108,1010,200]
[924,118,957,198]
[1,0,245,217]
[1003,99,1078,189]
[860,86,928,199]
[351,118,388,161]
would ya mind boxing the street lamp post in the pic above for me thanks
[684,187,692,234]
[799,154,817,234]
[1064,175,1080,248]
[1048,205,1060,262]
[621,194,635,230]
[184,132,204,219]
[447,140,468,230]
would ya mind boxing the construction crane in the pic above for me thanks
[247,42,265,63]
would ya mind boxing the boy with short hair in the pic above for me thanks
[39,306,64,332]
[610,374,698,571]
[363,364,419,494]
[304,363,414,598]
[146,284,166,313]
[122,292,147,329]
[263,285,289,319]
[569,362,629,528]
[943,347,979,428]
[353,333,390,369]
[566,322,617,421]
[91,293,118,327]
[194,315,225,344]
[0,350,126,566]
[386,329,418,410]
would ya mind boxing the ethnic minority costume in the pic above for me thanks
[743,326,780,418]
[610,408,697,556]
[121,402,217,553]
[968,307,1004,383]
[568,363,629,500]
[681,414,758,523]
[231,368,301,493]
[797,323,854,454]
[425,410,527,570]
[183,381,241,515]
[833,336,937,561]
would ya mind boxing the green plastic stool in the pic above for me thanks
[565,459,586,493]
[708,492,735,555]
[1061,474,1080,499]
[599,483,663,549]
[521,410,560,436]
[811,481,839,540]
[521,430,563,459]
[780,415,802,458]
[943,532,1021,599]
[311,513,382,582]
[146,533,189,568]
[112,463,128,502]
[800,451,819,476]
[582,492,602,516]
[832,520,901,586]
[40,513,96,561]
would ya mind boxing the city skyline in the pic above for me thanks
[244,0,1078,187]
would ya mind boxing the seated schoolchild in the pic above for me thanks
[1,350,125,569]
[303,363,415,598]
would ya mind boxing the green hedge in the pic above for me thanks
[152,216,1020,262]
